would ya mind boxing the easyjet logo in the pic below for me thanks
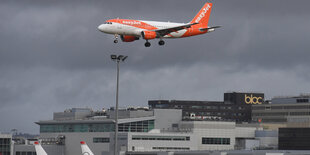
[122,21,141,25]
[245,94,263,104]
[195,4,211,23]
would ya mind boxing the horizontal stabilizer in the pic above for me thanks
[199,26,221,31]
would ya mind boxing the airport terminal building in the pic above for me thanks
[10,92,310,155]
[32,107,260,155]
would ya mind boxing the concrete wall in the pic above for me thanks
[127,132,192,152]
[235,127,256,138]
[40,132,111,155]
[107,110,154,119]
[154,109,182,130]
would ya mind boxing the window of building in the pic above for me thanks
[202,137,230,145]
[152,147,190,150]
[40,123,114,133]
[0,138,11,155]
[132,136,190,141]
[93,137,109,143]
[297,99,309,103]
[16,152,36,155]
[40,120,154,133]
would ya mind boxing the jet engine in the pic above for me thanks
[120,35,139,42]
[141,31,157,40]
[207,28,215,32]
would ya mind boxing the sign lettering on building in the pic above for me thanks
[244,94,263,104]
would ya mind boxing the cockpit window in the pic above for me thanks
[104,22,112,24]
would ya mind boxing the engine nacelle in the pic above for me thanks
[207,28,215,33]
[120,35,139,42]
[141,31,157,40]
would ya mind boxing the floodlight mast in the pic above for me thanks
[110,54,127,155]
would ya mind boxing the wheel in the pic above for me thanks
[158,40,165,46]
[145,42,151,47]
[114,40,118,43]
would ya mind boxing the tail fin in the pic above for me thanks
[80,141,94,155]
[190,3,213,27]
[34,141,48,155]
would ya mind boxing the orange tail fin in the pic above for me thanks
[190,3,213,27]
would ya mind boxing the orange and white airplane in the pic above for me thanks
[98,2,220,47]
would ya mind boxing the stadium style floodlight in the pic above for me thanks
[110,54,127,155]
[111,55,128,62]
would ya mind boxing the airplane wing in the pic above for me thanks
[154,23,199,37]
[34,141,48,155]
[80,141,94,155]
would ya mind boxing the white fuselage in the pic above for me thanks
[98,20,188,38]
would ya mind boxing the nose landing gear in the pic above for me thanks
[114,34,118,43]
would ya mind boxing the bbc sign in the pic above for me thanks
[224,92,264,105]
[244,94,263,104]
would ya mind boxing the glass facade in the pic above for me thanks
[152,147,190,150]
[0,138,11,155]
[93,137,109,143]
[279,128,310,150]
[202,137,230,145]
[40,123,114,133]
[118,120,154,132]
[16,152,36,155]
[132,135,190,141]
[149,94,256,123]
[40,120,155,133]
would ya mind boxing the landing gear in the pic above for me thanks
[145,41,151,47]
[158,40,165,46]
[113,34,118,43]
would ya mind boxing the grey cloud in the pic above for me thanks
[1,0,310,133]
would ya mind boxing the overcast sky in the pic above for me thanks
[1,0,310,134]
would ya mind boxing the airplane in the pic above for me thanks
[80,141,94,155]
[34,141,48,155]
[98,2,220,47]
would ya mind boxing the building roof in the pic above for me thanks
[35,116,155,125]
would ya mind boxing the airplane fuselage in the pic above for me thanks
[98,19,208,38]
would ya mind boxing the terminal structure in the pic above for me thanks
[3,92,310,155]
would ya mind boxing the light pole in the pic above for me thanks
[111,55,128,155]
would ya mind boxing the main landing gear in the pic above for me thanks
[144,40,165,47]
[145,41,151,47]
[113,34,118,43]
[158,40,165,46]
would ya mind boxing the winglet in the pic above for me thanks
[80,141,94,155]
[34,141,48,155]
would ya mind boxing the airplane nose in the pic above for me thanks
[98,24,105,32]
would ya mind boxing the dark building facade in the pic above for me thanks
[0,135,11,155]
[279,128,310,150]
[148,92,264,123]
